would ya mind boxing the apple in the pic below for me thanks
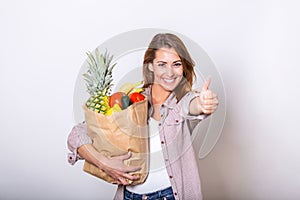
[109,92,126,108]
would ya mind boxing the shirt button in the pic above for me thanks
[161,141,165,144]
[175,120,179,123]
[158,123,162,126]
[169,175,173,179]
[174,192,177,196]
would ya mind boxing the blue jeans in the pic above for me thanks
[124,186,175,200]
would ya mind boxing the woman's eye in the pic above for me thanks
[174,62,182,67]
[157,63,166,67]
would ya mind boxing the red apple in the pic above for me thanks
[109,92,126,108]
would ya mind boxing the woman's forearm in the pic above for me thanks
[77,144,106,169]
[78,144,141,185]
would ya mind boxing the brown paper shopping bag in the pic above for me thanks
[82,98,149,185]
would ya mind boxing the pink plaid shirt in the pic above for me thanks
[67,87,206,200]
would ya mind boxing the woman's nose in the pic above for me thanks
[165,65,174,76]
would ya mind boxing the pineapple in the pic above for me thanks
[83,48,116,114]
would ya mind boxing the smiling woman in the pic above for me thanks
[68,32,219,200]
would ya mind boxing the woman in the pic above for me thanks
[67,33,218,200]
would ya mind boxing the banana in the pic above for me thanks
[117,82,133,94]
[118,81,143,95]
[128,88,144,95]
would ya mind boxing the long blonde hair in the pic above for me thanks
[143,33,196,101]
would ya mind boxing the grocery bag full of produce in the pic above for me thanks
[81,49,149,185]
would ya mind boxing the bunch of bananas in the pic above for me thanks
[117,81,144,95]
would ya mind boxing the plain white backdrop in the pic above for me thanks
[1,0,300,199]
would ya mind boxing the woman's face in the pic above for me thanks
[149,48,183,91]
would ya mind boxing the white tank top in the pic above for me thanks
[126,117,171,194]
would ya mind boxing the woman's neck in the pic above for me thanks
[151,84,171,121]
[151,84,171,105]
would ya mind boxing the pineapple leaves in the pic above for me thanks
[83,48,116,96]
[86,51,97,67]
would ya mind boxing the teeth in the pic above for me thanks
[163,78,174,83]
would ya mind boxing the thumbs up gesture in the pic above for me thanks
[191,76,219,115]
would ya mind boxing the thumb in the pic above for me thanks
[201,76,211,91]
[112,151,132,161]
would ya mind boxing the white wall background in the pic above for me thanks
[1,0,300,199]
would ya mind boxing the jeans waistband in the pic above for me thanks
[124,186,174,200]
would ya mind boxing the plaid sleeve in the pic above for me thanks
[67,122,92,165]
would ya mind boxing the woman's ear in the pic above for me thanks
[148,63,154,72]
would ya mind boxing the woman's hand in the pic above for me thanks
[78,144,141,185]
[101,152,141,185]
[190,76,219,115]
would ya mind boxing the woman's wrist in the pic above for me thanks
[189,96,203,115]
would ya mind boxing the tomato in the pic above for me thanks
[109,92,126,108]
[129,92,145,103]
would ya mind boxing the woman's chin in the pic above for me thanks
[161,84,177,92]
